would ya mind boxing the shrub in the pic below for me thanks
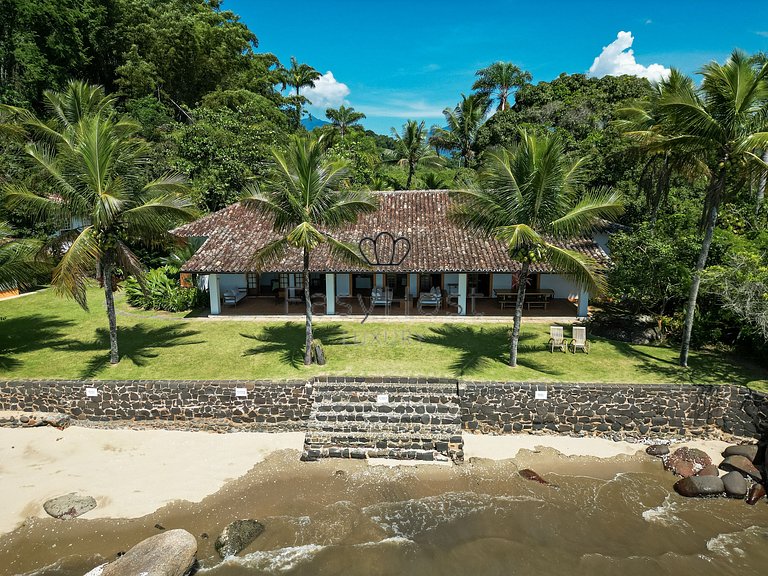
[125,266,206,312]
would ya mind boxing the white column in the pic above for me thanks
[325,273,336,315]
[577,289,589,317]
[209,273,221,315]
[458,273,468,316]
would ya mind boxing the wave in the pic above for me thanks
[198,544,326,574]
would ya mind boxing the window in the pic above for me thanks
[279,273,303,289]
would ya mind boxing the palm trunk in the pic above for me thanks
[757,149,767,215]
[679,172,723,367]
[303,248,313,365]
[510,261,530,367]
[102,259,119,365]
[406,164,414,189]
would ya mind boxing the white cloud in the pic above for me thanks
[301,71,350,109]
[588,31,670,83]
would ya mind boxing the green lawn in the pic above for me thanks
[2,286,766,390]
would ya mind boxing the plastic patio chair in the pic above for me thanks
[548,325,567,353]
[570,326,590,354]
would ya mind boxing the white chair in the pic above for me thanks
[548,325,567,353]
[570,326,590,354]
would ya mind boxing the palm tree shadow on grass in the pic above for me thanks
[604,339,768,388]
[74,323,203,379]
[414,324,560,377]
[0,315,78,372]
[241,323,355,369]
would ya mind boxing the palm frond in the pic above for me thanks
[550,189,624,237]
[545,244,606,295]
[51,226,101,309]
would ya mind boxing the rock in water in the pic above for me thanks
[721,471,748,498]
[673,476,724,497]
[719,455,763,482]
[646,444,669,457]
[519,469,551,485]
[101,529,197,576]
[722,444,759,461]
[215,519,265,558]
[665,447,712,478]
[746,483,766,505]
[43,493,97,519]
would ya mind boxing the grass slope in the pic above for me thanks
[1,286,766,390]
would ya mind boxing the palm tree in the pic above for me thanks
[0,222,48,291]
[387,120,441,189]
[432,94,492,167]
[620,51,768,366]
[243,135,378,365]
[280,56,321,129]
[325,105,366,140]
[1,81,195,364]
[472,62,532,112]
[451,130,623,367]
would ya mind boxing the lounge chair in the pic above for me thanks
[371,287,393,307]
[548,325,567,353]
[570,326,590,354]
[417,288,442,314]
[222,288,247,306]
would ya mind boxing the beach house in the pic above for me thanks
[172,190,611,318]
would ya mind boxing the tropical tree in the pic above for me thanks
[432,93,492,167]
[451,130,623,367]
[243,135,378,365]
[472,62,532,112]
[0,222,48,291]
[325,105,366,140]
[280,56,321,128]
[387,120,441,188]
[1,81,196,364]
[619,51,768,366]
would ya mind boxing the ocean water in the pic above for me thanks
[2,450,767,576]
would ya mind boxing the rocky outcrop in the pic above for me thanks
[746,483,766,505]
[587,312,664,345]
[673,476,724,497]
[100,529,197,576]
[722,444,759,461]
[665,447,712,478]
[215,519,264,558]
[721,471,748,498]
[43,493,96,519]
[719,455,763,482]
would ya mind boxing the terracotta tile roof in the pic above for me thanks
[172,190,610,274]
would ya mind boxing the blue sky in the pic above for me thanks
[226,0,768,134]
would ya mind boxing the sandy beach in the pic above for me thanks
[0,426,304,534]
[0,425,733,536]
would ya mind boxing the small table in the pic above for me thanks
[524,289,555,310]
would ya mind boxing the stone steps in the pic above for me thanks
[302,381,463,462]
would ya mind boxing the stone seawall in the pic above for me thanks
[0,378,766,440]
[460,382,768,439]
[0,380,313,425]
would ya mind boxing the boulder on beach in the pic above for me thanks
[519,469,551,485]
[719,455,763,482]
[215,519,265,558]
[665,447,712,478]
[101,529,197,576]
[43,493,97,519]
[673,475,724,497]
[646,444,669,457]
[697,464,719,477]
[721,471,748,498]
[722,444,759,462]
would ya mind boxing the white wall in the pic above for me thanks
[492,274,513,293]
[219,274,247,293]
[409,274,418,297]
[539,274,579,299]
[336,274,350,297]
